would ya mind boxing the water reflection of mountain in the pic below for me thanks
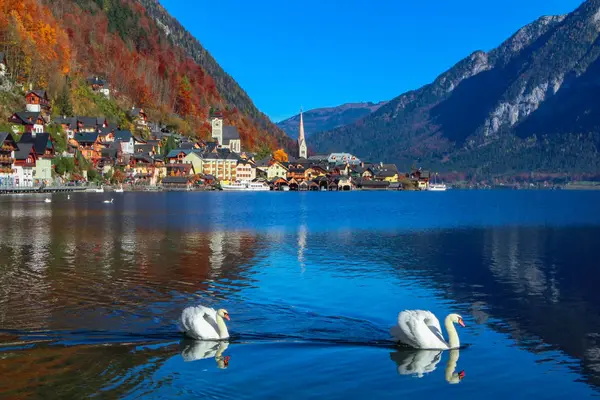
[0,197,261,333]
[299,226,600,390]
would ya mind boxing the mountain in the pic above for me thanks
[276,101,386,139]
[0,0,293,152]
[311,0,600,178]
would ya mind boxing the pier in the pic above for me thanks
[0,184,91,194]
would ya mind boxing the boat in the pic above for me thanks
[114,185,124,193]
[428,183,448,191]
[428,173,448,191]
[221,180,270,191]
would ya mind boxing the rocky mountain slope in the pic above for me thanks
[311,0,600,177]
[276,101,386,139]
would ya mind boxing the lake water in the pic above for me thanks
[1,190,600,399]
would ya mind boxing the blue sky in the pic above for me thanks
[161,0,584,122]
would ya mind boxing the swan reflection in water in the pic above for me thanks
[179,340,231,369]
[390,349,465,384]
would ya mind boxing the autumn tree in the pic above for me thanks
[174,75,194,117]
[273,149,289,163]
[54,83,73,116]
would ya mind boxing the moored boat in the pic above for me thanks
[221,180,270,191]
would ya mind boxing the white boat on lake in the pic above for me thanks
[428,183,448,191]
[221,181,270,191]
[428,174,448,191]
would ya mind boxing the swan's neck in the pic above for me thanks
[444,315,460,349]
[215,315,229,339]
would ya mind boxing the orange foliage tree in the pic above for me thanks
[273,149,289,163]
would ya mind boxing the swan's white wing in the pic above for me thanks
[180,305,220,340]
[396,310,448,350]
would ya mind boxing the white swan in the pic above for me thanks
[67,195,70,200]
[180,305,230,340]
[44,198,51,203]
[180,340,230,368]
[103,198,114,204]
[390,310,465,350]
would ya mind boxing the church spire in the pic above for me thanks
[298,106,307,159]
[298,107,305,142]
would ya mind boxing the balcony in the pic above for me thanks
[0,156,14,164]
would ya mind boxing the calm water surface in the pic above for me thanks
[1,191,600,399]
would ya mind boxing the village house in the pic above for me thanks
[73,132,102,162]
[201,151,239,182]
[54,116,78,139]
[352,165,375,180]
[267,161,288,180]
[8,111,45,134]
[182,151,204,176]
[128,107,148,128]
[19,132,54,184]
[114,130,134,155]
[287,165,306,182]
[376,164,399,183]
[236,159,256,181]
[410,168,431,190]
[12,142,36,187]
[304,165,327,180]
[328,152,361,166]
[25,90,51,115]
[165,162,194,178]
[0,132,17,186]
[87,76,110,97]
[211,112,241,153]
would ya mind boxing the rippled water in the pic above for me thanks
[1,191,600,399]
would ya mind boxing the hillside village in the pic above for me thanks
[0,80,434,192]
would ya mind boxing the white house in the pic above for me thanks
[328,152,361,166]
[235,159,256,181]
[267,161,288,180]
[13,142,35,187]
[114,130,134,155]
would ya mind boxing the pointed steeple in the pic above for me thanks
[298,106,305,142]
[298,106,307,159]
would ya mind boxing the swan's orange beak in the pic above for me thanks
[458,318,465,327]
[458,370,465,380]
[224,313,230,321]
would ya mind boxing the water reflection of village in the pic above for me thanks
[0,199,264,333]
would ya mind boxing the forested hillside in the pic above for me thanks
[0,0,293,151]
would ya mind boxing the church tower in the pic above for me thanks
[211,112,223,145]
[298,107,307,159]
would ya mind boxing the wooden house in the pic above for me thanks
[25,90,51,114]
[0,132,17,181]
[304,166,327,180]
[73,132,102,161]
[8,111,45,134]
[287,166,306,181]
